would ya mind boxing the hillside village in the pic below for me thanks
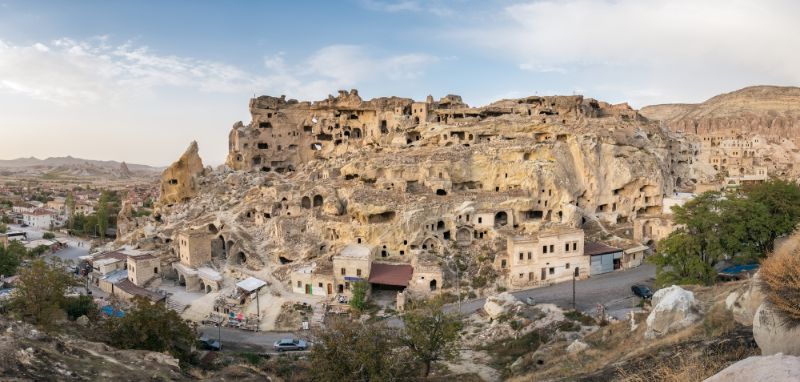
[2,86,800,381]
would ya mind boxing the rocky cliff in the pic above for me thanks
[157,141,206,207]
[641,85,800,141]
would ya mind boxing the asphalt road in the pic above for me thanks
[197,326,304,353]
[450,263,657,315]
[201,264,655,352]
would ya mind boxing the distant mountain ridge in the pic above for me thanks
[640,85,800,139]
[0,156,163,179]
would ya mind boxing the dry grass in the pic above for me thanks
[616,344,758,382]
[761,234,800,322]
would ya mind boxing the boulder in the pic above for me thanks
[484,292,519,319]
[704,353,800,382]
[753,303,800,356]
[645,285,700,339]
[725,273,765,326]
[566,340,588,354]
[143,352,181,370]
[75,315,89,327]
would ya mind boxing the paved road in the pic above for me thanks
[197,325,304,353]
[449,263,656,316]
[212,264,656,352]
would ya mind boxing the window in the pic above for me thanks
[345,282,350,290]
[573,242,577,251]
[297,281,301,287]
[527,252,532,260]
[549,267,555,275]
[478,217,483,223]
[341,268,346,275]
[356,269,362,276]
[318,283,323,288]
[519,273,524,279]
[528,272,534,281]
[519,253,524,260]
[565,243,570,252]
[543,245,548,254]
[549,244,554,253]
[501,260,507,268]
[566,263,570,269]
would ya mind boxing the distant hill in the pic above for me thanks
[0,156,163,179]
[641,85,800,139]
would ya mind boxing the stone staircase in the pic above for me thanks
[311,302,326,328]
[166,297,188,313]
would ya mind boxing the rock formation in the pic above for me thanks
[157,141,205,206]
[753,303,800,356]
[119,161,132,178]
[645,285,700,339]
[705,353,800,382]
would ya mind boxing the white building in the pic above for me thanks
[22,209,56,229]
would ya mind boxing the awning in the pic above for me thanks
[368,263,413,287]
[623,245,650,255]
[236,277,266,292]
[584,241,622,256]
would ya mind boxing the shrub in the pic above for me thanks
[760,235,800,323]
[42,232,56,240]
[62,295,97,320]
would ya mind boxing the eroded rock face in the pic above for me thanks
[753,303,800,356]
[704,353,800,382]
[645,285,700,339]
[158,141,205,206]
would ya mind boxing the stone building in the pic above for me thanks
[172,229,222,293]
[127,254,160,287]
[332,244,373,296]
[291,262,335,296]
[502,227,588,290]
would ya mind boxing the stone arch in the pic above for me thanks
[212,235,227,258]
[422,237,439,251]
[206,284,212,293]
[301,196,311,209]
[235,252,247,265]
[313,194,323,207]
[353,128,362,139]
[456,227,473,245]
[436,220,445,230]
[495,211,508,227]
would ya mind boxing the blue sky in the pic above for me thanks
[1,0,799,165]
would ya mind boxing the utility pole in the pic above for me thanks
[256,287,261,318]
[216,319,222,350]
[572,267,577,311]
[455,257,461,313]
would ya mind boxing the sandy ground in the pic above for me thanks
[445,350,501,382]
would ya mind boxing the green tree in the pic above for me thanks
[0,240,24,276]
[42,231,56,240]
[0,222,7,233]
[105,297,196,363]
[349,280,369,312]
[400,299,463,377]
[670,192,724,266]
[11,258,76,329]
[310,318,415,381]
[96,191,109,238]
[717,197,772,262]
[65,191,76,230]
[649,230,716,286]
[743,180,800,251]
[62,295,98,320]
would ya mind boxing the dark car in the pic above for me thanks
[631,285,653,299]
[198,335,221,351]
[273,338,308,352]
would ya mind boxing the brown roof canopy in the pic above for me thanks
[584,241,622,256]
[368,263,413,287]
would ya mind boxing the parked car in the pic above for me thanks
[198,335,221,351]
[631,285,653,299]
[524,296,536,305]
[273,338,308,352]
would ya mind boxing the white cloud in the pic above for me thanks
[0,38,438,105]
[452,0,800,105]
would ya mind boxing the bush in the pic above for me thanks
[42,232,56,240]
[62,295,97,320]
[760,234,800,323]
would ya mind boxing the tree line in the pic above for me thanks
[651,180,800,286]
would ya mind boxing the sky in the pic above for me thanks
[1,0,799,166]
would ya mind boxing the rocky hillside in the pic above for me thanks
[641,86,800,139]
[0,156,161,180]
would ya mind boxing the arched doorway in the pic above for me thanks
[301,196,311,209]
[429,279,437,291]
[236,252,247,265]
[178,274,186,286]
[313,195,323,207]
[199,280,206,292]
[206,284,212,293]
[495,211,508,227]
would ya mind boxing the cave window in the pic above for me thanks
[259,122,272,129]
[168,179,178,185]
[301,196,311,209]
[436,189,447,196]
[543,245,548,254]
[313,195,323,207]
[258,143,268,149]
[494,211,508,227]
[501,260,507,268]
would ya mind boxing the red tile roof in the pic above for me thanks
[368,263,413,287]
